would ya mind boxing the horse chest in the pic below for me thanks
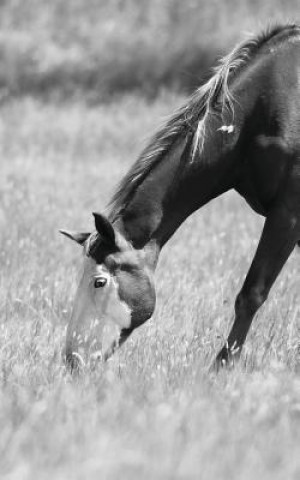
[236,135,292,215]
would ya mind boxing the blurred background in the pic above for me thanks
[0,0,299,102]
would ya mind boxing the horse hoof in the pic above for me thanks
[209,351,238,373]
[209,357,227,373]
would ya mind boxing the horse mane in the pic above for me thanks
[109,23,300,220]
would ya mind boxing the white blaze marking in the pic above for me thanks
[109,277,132,328]
[218,125,235,133]
[68,256,132,364]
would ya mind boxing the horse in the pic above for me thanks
[61,23,300,371]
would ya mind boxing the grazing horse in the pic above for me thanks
[61,24,300,370]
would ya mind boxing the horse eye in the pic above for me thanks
[94,277,107,289]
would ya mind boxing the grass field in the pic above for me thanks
[0,93,300,479]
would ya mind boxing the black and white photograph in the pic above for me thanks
[0,1,300,479]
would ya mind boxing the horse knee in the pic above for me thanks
[235,287,268,317]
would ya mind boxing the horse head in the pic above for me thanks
[60,212,156,369]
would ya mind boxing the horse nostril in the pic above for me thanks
[65,351,85,373]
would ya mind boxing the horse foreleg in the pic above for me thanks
[214,204,299,369]
[103,326,134,362]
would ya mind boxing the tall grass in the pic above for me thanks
[0,0,299,99]
[0,95,300,478]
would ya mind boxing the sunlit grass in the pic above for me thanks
[0,95,300,479]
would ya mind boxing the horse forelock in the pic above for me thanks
[84,231,122,265]
[109,23,300,219]
[84,231,100,258]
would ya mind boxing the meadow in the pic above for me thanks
[0,1,300,478]
[0,93,300,479]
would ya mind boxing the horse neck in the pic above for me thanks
[113,122,236,267]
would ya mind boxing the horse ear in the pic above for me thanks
[92,212,115,245]
[59,230,90,246]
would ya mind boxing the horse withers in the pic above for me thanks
[62,24,300,370]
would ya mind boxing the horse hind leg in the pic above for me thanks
[214,203,300,370]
